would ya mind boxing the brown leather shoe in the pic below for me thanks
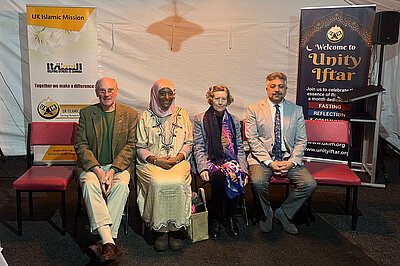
[87,242,102,260]
[99,243,122,264]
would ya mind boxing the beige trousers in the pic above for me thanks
[79,165,130,238]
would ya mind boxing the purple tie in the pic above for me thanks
[273,104,282,161]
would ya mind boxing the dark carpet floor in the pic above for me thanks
[0,143,399,265]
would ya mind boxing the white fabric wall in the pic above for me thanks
[0,0,399,156]
[353,0,400,150]
[378,43,400,148]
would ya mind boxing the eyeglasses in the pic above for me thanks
[268,84,286,89]
[97,88,116,95]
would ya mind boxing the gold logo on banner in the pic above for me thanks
[299,11,373,48]
[326,25,344,43]
[37,97,60,119]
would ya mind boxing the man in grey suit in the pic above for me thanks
[245,72,316,235]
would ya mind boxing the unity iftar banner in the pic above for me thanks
[27,5,97,161]
[297,5,375,160]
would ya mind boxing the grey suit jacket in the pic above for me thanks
[193,111,248,175]
[75,102,138,177]
[245,98,307,166]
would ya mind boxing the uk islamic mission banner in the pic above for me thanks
[27,5,97,161]
[296,5,375,160]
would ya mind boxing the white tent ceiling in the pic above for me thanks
[0,0,399,155]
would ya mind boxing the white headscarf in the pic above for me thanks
[149,79,176,117]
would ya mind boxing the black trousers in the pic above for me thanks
[209,170,238,222]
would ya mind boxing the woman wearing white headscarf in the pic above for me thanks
[136,79,193,252]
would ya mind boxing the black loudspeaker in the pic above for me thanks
[373,11,400,45]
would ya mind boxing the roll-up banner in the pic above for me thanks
[27,5,97,162]
[296,5,375,160]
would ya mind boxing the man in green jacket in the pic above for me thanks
[75,77,138,264]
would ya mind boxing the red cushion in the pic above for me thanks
[305,161,361,186]
[13,166,74,191]
[270,175,290,184]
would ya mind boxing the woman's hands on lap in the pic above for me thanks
[148,153,185,170]
[157,156,177,170]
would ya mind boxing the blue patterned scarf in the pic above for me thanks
[203,106,245,199]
